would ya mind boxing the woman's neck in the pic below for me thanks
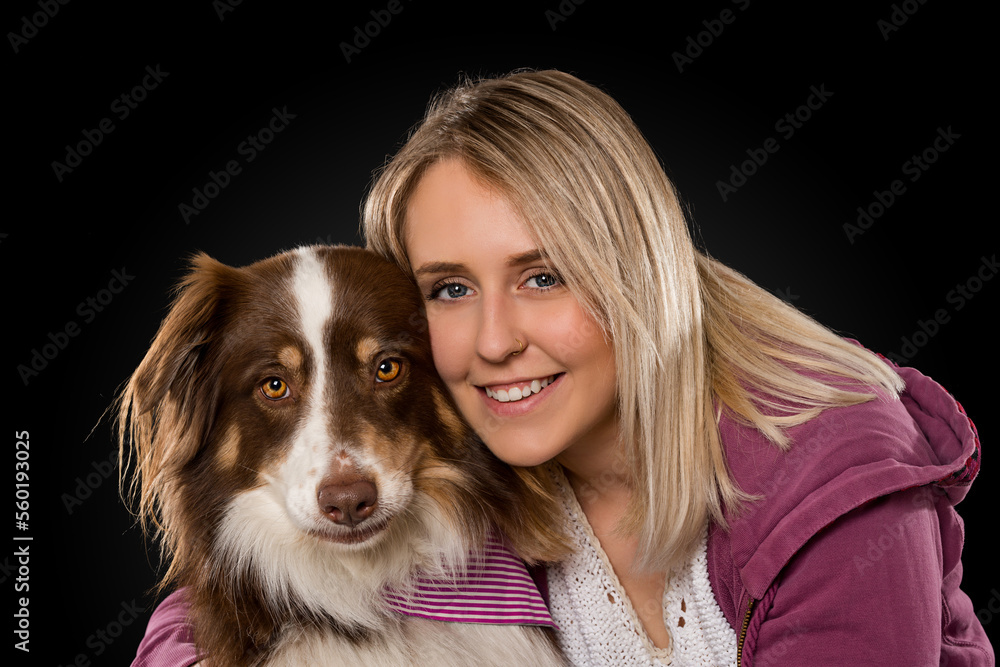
[555,420,631,508]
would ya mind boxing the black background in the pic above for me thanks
[7,1,996,664]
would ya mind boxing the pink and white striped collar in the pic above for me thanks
[382,534,557,628]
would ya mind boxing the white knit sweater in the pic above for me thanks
[546,468,738,666]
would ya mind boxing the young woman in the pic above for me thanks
[133,70,992,665]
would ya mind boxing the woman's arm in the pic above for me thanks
[131,589,203,667]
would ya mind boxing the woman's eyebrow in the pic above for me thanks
[506,249,547,266]
[413,261,466,278]
[413,250,549,278]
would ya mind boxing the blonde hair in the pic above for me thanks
[363,69,903,573]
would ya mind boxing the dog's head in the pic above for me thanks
[119,245,566,593]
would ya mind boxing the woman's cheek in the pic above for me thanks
[427,311,465,385]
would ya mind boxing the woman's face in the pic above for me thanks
[404,158,618,468]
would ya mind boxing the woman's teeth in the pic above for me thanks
[485,375,556,402]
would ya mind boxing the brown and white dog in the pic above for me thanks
[118,245,567,666]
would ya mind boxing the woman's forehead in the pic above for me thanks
[403,160,541,270]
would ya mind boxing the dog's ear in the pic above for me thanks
[118,252,238,530]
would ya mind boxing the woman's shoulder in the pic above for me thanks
[713,350,981,598]
[719,351,979,503]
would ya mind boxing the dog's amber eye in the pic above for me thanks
[261,377,290,400]
[376,359,401,383]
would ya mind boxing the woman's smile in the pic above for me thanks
[477,372,565,418]
[481,373,560,403]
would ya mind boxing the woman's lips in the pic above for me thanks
[484,374,557,402]
[478,373,564,416]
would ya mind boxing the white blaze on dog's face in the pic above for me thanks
[194,246,456,559]
[276,248,411,544]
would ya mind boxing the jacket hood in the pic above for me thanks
[717,349,981,600]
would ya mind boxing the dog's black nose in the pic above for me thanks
[317,480,378,528]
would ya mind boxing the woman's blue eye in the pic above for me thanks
[525,273,559,289]
[432,283,470,299]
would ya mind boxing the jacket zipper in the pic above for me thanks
[736,596,756,667]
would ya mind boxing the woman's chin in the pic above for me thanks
[479,436,564,469]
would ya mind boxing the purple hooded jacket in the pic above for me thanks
[131,353,993,666]
[707,354,991,665]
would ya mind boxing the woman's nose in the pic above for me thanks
[474,293,522,363]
